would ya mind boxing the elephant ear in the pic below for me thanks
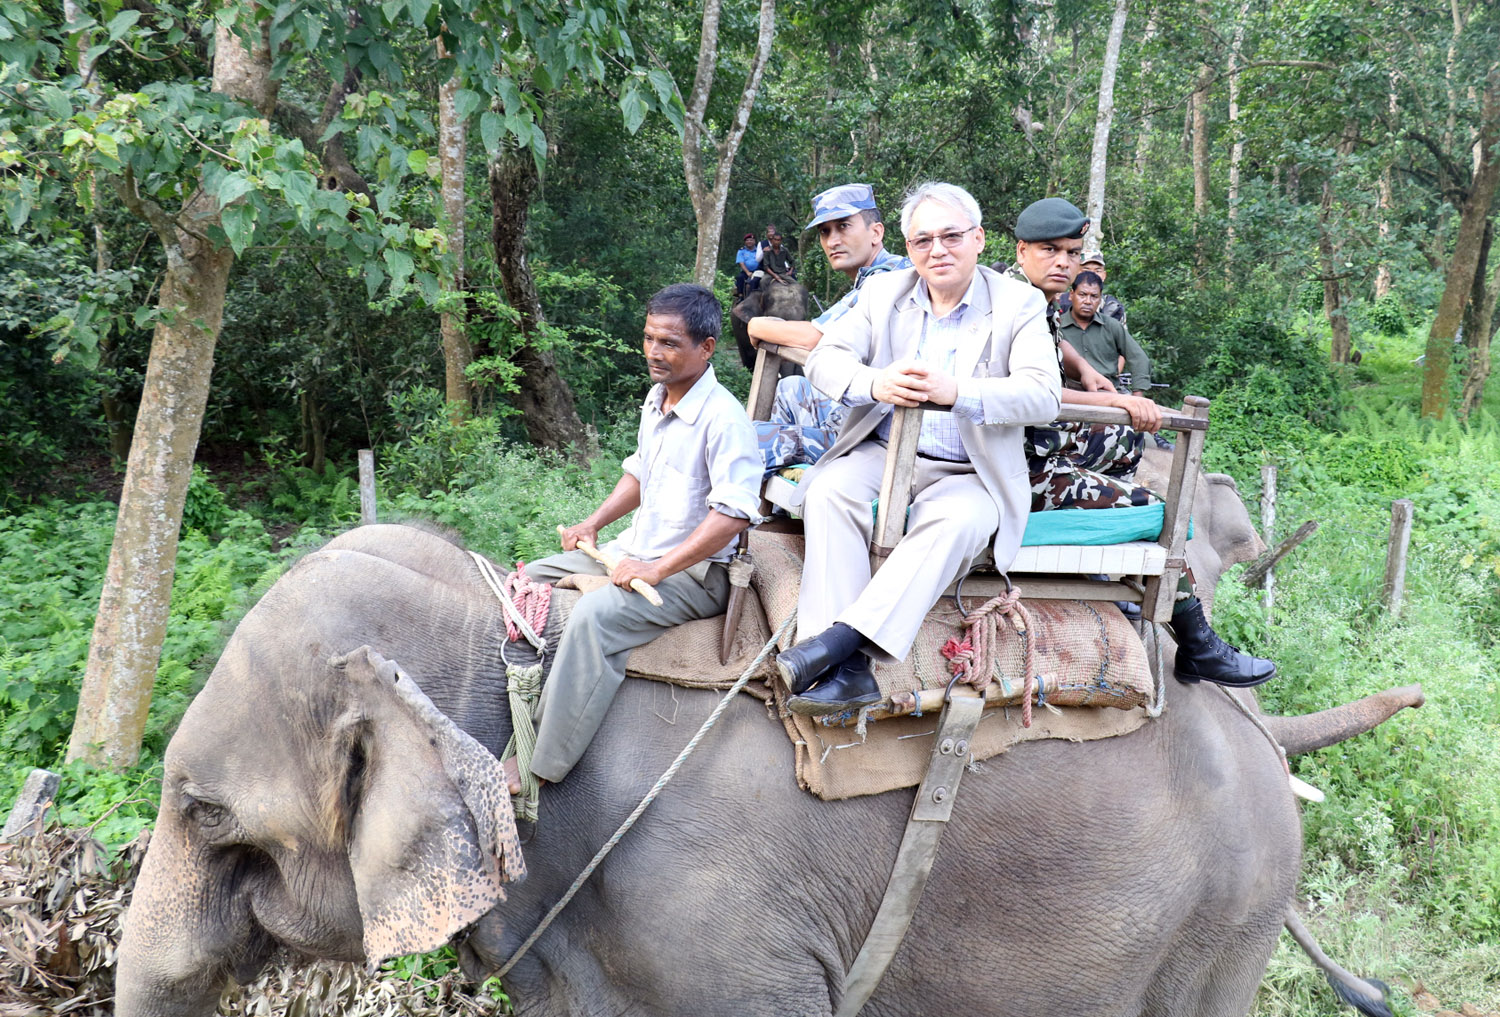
[332,646,526,967]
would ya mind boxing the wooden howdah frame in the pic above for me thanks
[722,340,1210,660]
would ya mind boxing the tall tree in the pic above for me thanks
[2,0,657,767]
[1084,0,1129,254]
[678,0,777,289]
[1422,62,1500,417]
[66,17,277,768]
[437,59,472,416]
[1223,0,1250,265]
[489,139,589,450]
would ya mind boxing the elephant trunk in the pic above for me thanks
[116,818,260,1017]
[1261,684,1424,756]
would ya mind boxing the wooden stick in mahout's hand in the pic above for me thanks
[556,525,665,607]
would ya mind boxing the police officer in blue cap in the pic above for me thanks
[747,183,911,351]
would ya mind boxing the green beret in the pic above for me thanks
[1015,197,1089,242]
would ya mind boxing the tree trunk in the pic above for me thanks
[1084,0,1128,254]
[489,142,588,450]
[1190,1,1213,285]
[1319,180,1352,364]
[1321,123,1359,365]
[1374,73,1398,300]
[681,0,778,289]
[1422,65,1500,418]
[1460,222,1498,415]
[67,18,275,770]
[1374,166,1394,300]
[437,69,472,417]
[1224,0,1250,266]
[1133,15,1158,176]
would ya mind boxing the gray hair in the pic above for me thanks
[900,182,983,236]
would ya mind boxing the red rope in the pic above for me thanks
[504,562,553,644]
[942,587,1038,726]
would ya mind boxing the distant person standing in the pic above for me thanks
[1057,270,1152,395]
[734,233,759,302]
[1056,250,1127,326]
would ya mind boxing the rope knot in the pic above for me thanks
[504,561,553,645]
[947,586,1038,726]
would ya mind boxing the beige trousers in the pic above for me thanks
[796,441,999,660]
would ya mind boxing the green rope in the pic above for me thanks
[494,609,797,980]
[502,663,544,824]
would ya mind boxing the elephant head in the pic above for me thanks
[1137,444,1264,614]
[115,636,524,1017]
[730,280,811,369]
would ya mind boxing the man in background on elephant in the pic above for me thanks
[1056,249,1128,326]
[758,231,796,283]
[506,284,764,790]
[776,181,1060,715]
[747,183,912,473]
[733,233,759,302]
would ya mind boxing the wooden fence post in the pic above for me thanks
[1382,499,1414,617]
[359,449,377,525]
[1260,462,1276,621]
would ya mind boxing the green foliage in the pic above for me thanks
[0,493,286,807]
[1367,293,1410,336]
[1209,373,1500,955]
[379,386,508,496]
[181,465,231,534]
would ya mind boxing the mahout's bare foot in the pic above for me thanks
[502,757,546,795]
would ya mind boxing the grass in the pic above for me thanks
[1198,325,1500,1015]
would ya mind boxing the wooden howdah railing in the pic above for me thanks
[739,339,1209,636]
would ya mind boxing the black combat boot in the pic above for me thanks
[1167,597,1276,687]
[776,622,863,695]
[787,654,882,716]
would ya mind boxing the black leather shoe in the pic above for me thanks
[1168,599,1276,687]
[787,655,882,716]
[776,623,861,695]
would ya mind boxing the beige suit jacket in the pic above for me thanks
[796,264,1061,569]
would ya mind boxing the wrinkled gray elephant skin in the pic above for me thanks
[118,523,1304,1017]
[731,280,810,370]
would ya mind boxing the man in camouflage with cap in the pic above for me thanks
[1009,196,1275,688]
[1003,197,1160,509]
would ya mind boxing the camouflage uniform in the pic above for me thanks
[755,375,845,472]
[1000,264,1157,513]
[754,249,911,473]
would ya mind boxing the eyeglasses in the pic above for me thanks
[908,226,977,253]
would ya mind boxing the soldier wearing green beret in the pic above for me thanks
[1008,196,1275,688]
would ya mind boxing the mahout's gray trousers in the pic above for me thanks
[524,549,729,782]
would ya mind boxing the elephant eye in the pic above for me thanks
[181,791,227,829]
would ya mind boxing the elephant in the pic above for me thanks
[731,278,811,370]
[115,521,1415,1017]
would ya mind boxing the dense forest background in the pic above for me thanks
[2,0,1499,1012]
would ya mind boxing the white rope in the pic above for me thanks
[469,550,546,653]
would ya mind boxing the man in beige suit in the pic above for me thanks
[776,182,1062,715]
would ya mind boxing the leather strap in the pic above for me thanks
[834,692,987,1017]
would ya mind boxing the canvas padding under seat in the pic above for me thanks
[534,530,1154,800]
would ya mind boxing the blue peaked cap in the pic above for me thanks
[804,183,878,230]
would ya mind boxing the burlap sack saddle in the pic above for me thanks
[542,530,1156,801]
